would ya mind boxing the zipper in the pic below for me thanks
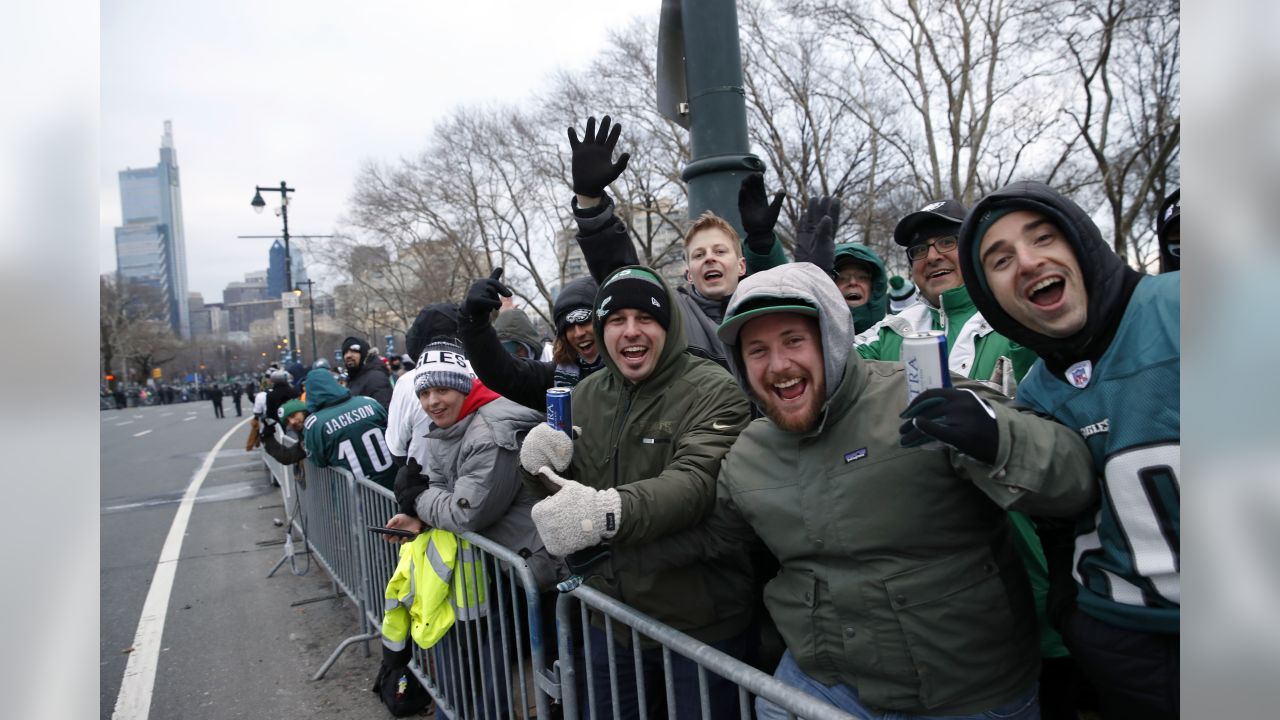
[606,385,636,487]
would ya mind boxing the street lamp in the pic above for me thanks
[295,279,318,367]
[249,181,297,362]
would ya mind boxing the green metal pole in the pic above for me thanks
[679,0,764,235]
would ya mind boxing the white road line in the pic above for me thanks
[116,421,134,427]
[133,429,153,437]
[160,412,173,417]
[182,416,195,422]
[112,416,250,720]
[133,414,144,419]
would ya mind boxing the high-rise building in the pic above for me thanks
[267,240,308,298]
[113,121,192,338]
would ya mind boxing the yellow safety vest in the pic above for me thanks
[381,531,488,652]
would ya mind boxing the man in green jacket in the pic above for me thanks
[302,368,397,490]
[621,262,1096,718]
[518,265,754,720]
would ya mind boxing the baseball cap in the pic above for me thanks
[716,296,818,346]
[893,199,967,247]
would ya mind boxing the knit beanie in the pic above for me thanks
[594,267,671,330]
[887,275,915,301]
[277,398,307,420]
[553,276,599,336]
[413,341,475,396]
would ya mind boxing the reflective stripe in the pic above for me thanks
[452,540,489,620]
[425,537,453,584]
[381,635,406,651]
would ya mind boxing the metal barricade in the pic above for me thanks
[556,585,857,720]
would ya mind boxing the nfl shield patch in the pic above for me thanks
[1065,360,1093,389]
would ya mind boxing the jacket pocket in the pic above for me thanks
[883,550,1027,710]
[763,568,818,663]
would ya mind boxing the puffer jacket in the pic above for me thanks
[532,265,755,644]
[623,263,1097,714]
[415,391,564,591]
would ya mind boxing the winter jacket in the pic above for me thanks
[459,308,604,413]
[413,389,564,591]
[261,424,306,465]
[381,529,461,652]
[493,309,542,358]
[572,192,785,368]
[832,242,889,333]
[302,368,397,489]
[854,283,1037,382]
[265,381,299,426]
[531,265,755,644]
[957,181,1177,635]
[622,263,1097,714]
[348,355,393,409]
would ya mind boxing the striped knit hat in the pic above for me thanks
[413,341,475,395]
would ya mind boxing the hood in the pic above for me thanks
[592,265,687,387]
[718,262,855,406]
[553,276,599,335]
[957,180,1141,369]
[493,309,542,353]
[406,303,461,360]
[676,284,730,324]
[304,367,350,411]
[833,242,889,333]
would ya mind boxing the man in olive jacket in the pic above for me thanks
[621,262,1097,719]
[518,265,754,720]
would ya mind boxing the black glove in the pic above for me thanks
[793,195,841,272]
[393,457,430,516]
[462,267,512,324]
[738,174,785,255]
[568,115,631,198]
[898,387,999,464]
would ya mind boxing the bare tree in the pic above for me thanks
[1061,0,1180,265]
[101,275,183,386]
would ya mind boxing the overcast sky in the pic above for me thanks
[100,0,655,303]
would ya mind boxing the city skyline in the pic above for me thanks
[100,1,655,306]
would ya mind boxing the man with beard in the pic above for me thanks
[615,262,1096,719]
[958,180,1181,719]
[341,336,393,409]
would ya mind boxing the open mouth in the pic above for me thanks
[576,339,595,353]
[620,345,648,363]
[1026,276,1065,307]
[703,269,724,283]
[927,268,953,281]
[771,376,808,401]
[844,290,864,303]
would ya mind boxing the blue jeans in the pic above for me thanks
[579,626,749,720]
[755,650,1040,720]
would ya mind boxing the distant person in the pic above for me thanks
[265,370,299,425]
[210,383,225,419]
[342,336,393,408]
[260,398,308,465]
[230,381,244,417]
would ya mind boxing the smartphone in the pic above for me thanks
[368,526,418,538]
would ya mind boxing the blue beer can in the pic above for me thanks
[902,330,951,404]
[546,388,572,435]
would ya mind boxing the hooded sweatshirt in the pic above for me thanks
[531,265,755,644]
[833,242,889,333]
[958,181,1179,635]
[302,368,397,489]
[493,309,542,358]
[622,263,1097,713]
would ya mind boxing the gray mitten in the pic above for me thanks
[530,468,621,556]
[520,423,575,475]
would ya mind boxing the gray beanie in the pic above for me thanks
[413,341,475,396]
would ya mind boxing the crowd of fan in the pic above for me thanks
[254,116,1180,720]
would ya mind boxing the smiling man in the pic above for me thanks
[959,180,1181,719]
[519,264,753,720]
[856,199,1036,382]
[612,262,1097,719]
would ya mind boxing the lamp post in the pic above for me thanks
[251,181,297,361]
[295,279,318,366]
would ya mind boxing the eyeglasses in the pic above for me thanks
[906,235,958,263]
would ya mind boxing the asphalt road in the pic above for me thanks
[100,402,389,719]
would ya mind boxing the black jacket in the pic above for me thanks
[266,381,300,423]
[261,425,306,464]
[347,357,393,409]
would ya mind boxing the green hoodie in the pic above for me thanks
[302,368,396,489]
[529,265,755,644]
[833,242,889,333]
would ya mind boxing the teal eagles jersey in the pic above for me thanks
[303,396,397,490]
[1016,273,1179,634]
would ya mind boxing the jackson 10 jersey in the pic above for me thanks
[1016,272,1180,634]
[303,396,398,490]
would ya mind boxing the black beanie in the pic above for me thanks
[595,267,671,330]
[341,336,369,361]
[553,276,599,336]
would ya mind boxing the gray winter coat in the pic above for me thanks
[414,396,565,590]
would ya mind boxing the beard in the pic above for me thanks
[759,376,826,433]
